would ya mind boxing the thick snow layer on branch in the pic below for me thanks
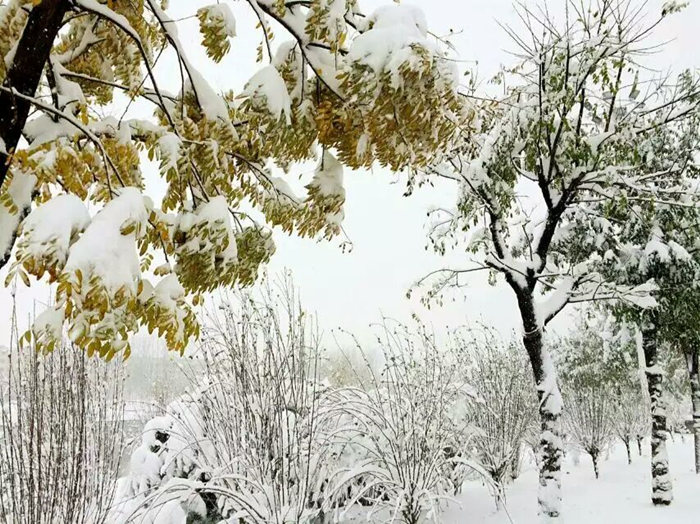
[269,176,300,204]
[348,4,436,86]
[65,187,150,292]
[178,195,238,263]
[25,113,130,147]
[50,59,86,109]
[140,274,189,344]
[624,281,658,309]
[75,0,140,42]
[32,306,65,341]
[21,194,90,267]
[90,116,132,143]
[535,277,575,327]
[150,0,231,124]
[201,3,236,37]
[310,151,344,198]
[243,65,292,123]
[644,228,671,263]
[0,172,36,263]
[152,274,185,310]
[185,67,231,123]
[24,115,79,147]
[157,132,182,172]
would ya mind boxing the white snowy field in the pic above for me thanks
[447,437,700,523]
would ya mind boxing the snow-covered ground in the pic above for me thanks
[448,437,700,523]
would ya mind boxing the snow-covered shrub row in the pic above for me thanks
[111,285,493,523]
[112,293,700,521]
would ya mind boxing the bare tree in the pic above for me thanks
[612,387,648,465]
[562,385,616,479]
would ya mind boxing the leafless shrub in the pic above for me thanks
[112,277,351,523]
[452,327,537,501]
[198,280,344,522]
[612,387,648,464]
[562,383,616,479]
[326,321,485,524]
[0,311,125,523]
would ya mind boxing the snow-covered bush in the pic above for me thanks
[0,326,125,523]
[326,321,483,523]
[108,394,217,523]
[111,279,352,523]
[453,328,537,493]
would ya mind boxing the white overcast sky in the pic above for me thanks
[1,0,698,348]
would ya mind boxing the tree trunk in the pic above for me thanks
[519,295,563,518]
[686,350,700,474]
[636,435,643,456]
[623,437,632,465]
[590,450,600,479]
[510,444,522,481]
[0,0,68,267]
[641,316,673,505]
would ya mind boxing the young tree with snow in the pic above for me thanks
[572,318,647,467]
[613,385,648,465]
[557,315,627,479]
[0,1,461,359]
[419,1,700,515]
[654,274,700,473]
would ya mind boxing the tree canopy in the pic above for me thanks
[0,0,462,359]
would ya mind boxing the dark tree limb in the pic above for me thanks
[0,0,69,188]
[0,0,69,270]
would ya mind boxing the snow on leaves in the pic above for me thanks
[423,4,700,327]
[242,65,292,124]
[0,0,460,359]
[197,3,236,63]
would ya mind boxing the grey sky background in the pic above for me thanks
[1,0,698,348]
